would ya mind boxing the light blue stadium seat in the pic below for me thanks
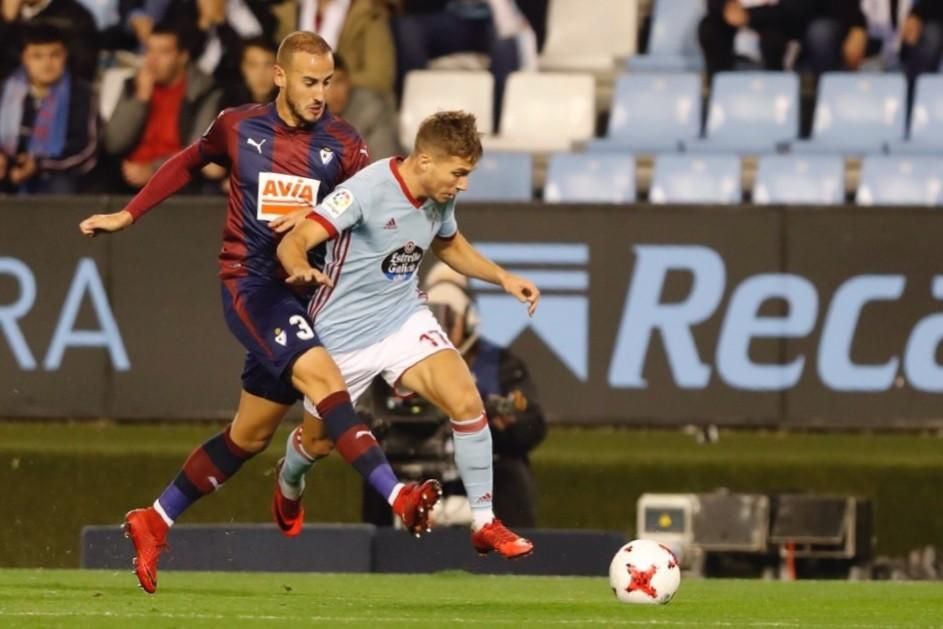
[628,0,705,72]
[543,153,636,203]
[752,155,845,205]
[793,73,906,155]
[856,156,943,206]
[890,74,943,154]
[463,152,533,202]
[587,73,701,153]
[650,154,741,204]
[689,72,798,154]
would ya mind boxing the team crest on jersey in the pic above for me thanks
[274,327,287,346]
[322,189,354,218]
[256,173,321,222]
[382,241,424,280]
[320,147,334,165]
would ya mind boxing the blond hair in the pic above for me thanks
[414,111,483,162]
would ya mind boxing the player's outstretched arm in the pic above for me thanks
[432,231,540,316]
[278,220,334,287]
[78,142,211,238]
[79,210,134,237]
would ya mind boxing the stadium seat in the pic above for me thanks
[399,70,494,150]
[689,72,798,154]
[890,74,943,154]
[628,0,705,72]
[793,73,906,155]
[856,156,943,206]
[543,153,636,203]
[587,73,701,154]
[99,67,135,121]
[462,152,533,202]
[650,154,741,204]
[539,0,638,72]
[483,72,595,153]
[752,155,845,205]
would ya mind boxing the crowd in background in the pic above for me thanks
[0,0,940,195]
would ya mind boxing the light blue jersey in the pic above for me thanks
[306,158,458,353]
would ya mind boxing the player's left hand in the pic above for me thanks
[286,266,334,287]
[269,208,311,234]
[500,272,540,316]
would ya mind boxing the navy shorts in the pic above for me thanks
[221,276,322,405]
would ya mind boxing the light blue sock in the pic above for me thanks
[451,415,494,529]
[278,426,319,500]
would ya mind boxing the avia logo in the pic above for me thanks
[354,429,373,440]
[473,243,588,381]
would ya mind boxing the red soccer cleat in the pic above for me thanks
[471,518,534,559]
[123,507,169,594]
[272,459,305,537]
[392,479,442,537]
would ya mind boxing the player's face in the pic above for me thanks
[241,45,275,102]
[21,42,67,88]
[275,51,333,126]
[422,154,477,204]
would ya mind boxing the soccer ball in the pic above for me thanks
[608,539,681,605]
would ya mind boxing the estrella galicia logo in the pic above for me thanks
[382,241,424,280]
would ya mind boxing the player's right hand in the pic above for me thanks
[286,267,334,287]
[79,210,134,237]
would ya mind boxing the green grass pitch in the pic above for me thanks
[1,570,941,628]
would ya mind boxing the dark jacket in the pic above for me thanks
[103,66,220,157]
[912,0,943,24]
[14,76,98,175]
[707,0,867,36]
[0,0,100,82]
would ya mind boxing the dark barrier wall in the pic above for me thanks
[2,198,943,427]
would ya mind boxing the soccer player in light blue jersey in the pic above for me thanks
[275,111,540,558]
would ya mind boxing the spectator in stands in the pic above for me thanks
[901,0,943,81]
[0,0,100,82]
[103,23,220,190]
[150,0,277,83]
[699,0,869,77]
[325,53,400,159]
[219,35,277,108]
[0,23,98,193]
[391,0,540,127]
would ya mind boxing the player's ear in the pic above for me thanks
[273,64,287,89]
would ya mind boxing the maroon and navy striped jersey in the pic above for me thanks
[198,103,369,280]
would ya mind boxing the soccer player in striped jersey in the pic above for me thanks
[79,32,439,594]
[276,111,540,559]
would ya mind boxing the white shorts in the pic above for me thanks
[304,308,455,417]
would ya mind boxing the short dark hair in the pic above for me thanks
[415,111,483,162]
[150,22,185,51]
[21,22,66,49]
[241,36,277,59]
[332,52,348,73]
[276,31,333,67]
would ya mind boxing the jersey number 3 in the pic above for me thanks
[289,315,315,340]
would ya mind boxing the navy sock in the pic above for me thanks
[155,424,253,524]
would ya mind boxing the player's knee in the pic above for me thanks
[303,435,334,457]
[444,388,485,421]
[229,422,274,454]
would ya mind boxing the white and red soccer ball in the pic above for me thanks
[608,539,681,605]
